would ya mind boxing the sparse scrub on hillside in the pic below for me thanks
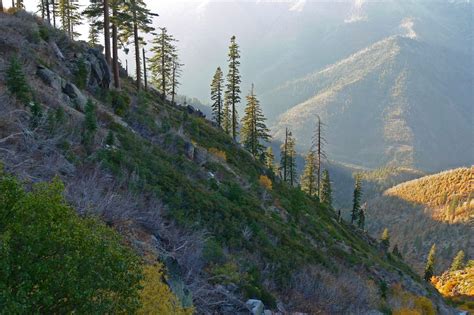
[385,167,474,222]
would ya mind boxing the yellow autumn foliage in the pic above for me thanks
[138,264,193,315]
[259,175,272,190]
[209,148,227,161]
[391,284,435,315]
[393,309,420,315]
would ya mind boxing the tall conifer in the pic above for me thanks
[320,169,332,207]
[424,244,436,281]
[210,67,224,127]
[351,174,362,224]
[301,150,317,197]
[240,84,271,158]
[149,27,178,98]
[224,36,241,140]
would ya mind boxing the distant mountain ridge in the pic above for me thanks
[270,35,473,171]
[367,167,474,272]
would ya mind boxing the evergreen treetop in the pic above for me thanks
[424,244,436,281]
[224,35,241,140]
[210,67,224,127]
[450,250,465,271]
[240,84,271,158]
[380,228,390,250]
[351,174,363,224]
[6,56,31,105]
[320,169,333,207]
[301,150,317,197]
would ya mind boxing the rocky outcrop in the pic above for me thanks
[246,299,264,315]
[84,48,111,90]
[37,66,65,92]
[63,82,87,111]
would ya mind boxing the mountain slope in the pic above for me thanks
[269,36,473,172]
[0,11,457,314]
[367,167,474,273]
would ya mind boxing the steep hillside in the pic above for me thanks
[0,11,457,314]
[367,167,474,273]
[270,36,473,172]
[433,265,474,312]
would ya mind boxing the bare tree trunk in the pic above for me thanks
[52,0,56,28]
[133,12,141,91]
[103,0,111,67]
[171,63,176,105]
[161,33,166,99]
[40,0,45,19]
[112,4,120,89]
[142,48,147,91]
[0,0,4,12]
[45,0,50,24]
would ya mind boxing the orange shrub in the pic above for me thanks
[259,175,272,190]
[209,148,227,161]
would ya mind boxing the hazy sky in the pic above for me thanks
[17,0,338,103]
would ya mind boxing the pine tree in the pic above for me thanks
[380,228,390,251]
[351,174,362,224]
[222,99,232,136]
[210,67,224,127]
[58,0,81,39]
[30,101,43,129]
[301,150,317,197]
[280,129,297,186]
[320,169,332,207]
[358,205,365,229]
[0,0,3,12]
[88,18,101,46]
[450,250,465,271]
[119,0,155,90]
[240,84,271,158]
[424,244,436,281]
[313,115,327,196]
[149,27,177,98]
[224,36,241,140]
[170,54,183,105]
[265,147,275,173]
[6,56,31,105]
[392,244,402,259]
[82,99,97,150]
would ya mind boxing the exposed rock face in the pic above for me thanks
[63,82,87,111]
[84,48,111,90]
[37,66,65,92]
[246,299,264,315]
[184,141,195,160]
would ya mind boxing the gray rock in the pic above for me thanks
[50,42,65,60]
[246,299,264,315]
[364,311,384,315]
[37,66,65,91]
[184,141,195,160]
[194,147,208,166]
[63,82,87,111]
[85,48,111,89]
[264,310,273,315]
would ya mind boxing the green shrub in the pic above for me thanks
[82,99,97,151]
[6,56,31,104]
[0,171,142,313]
[38,25,50,41]
[110,90,131,116]
[74,58,88,90]
[203,239,225,265]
